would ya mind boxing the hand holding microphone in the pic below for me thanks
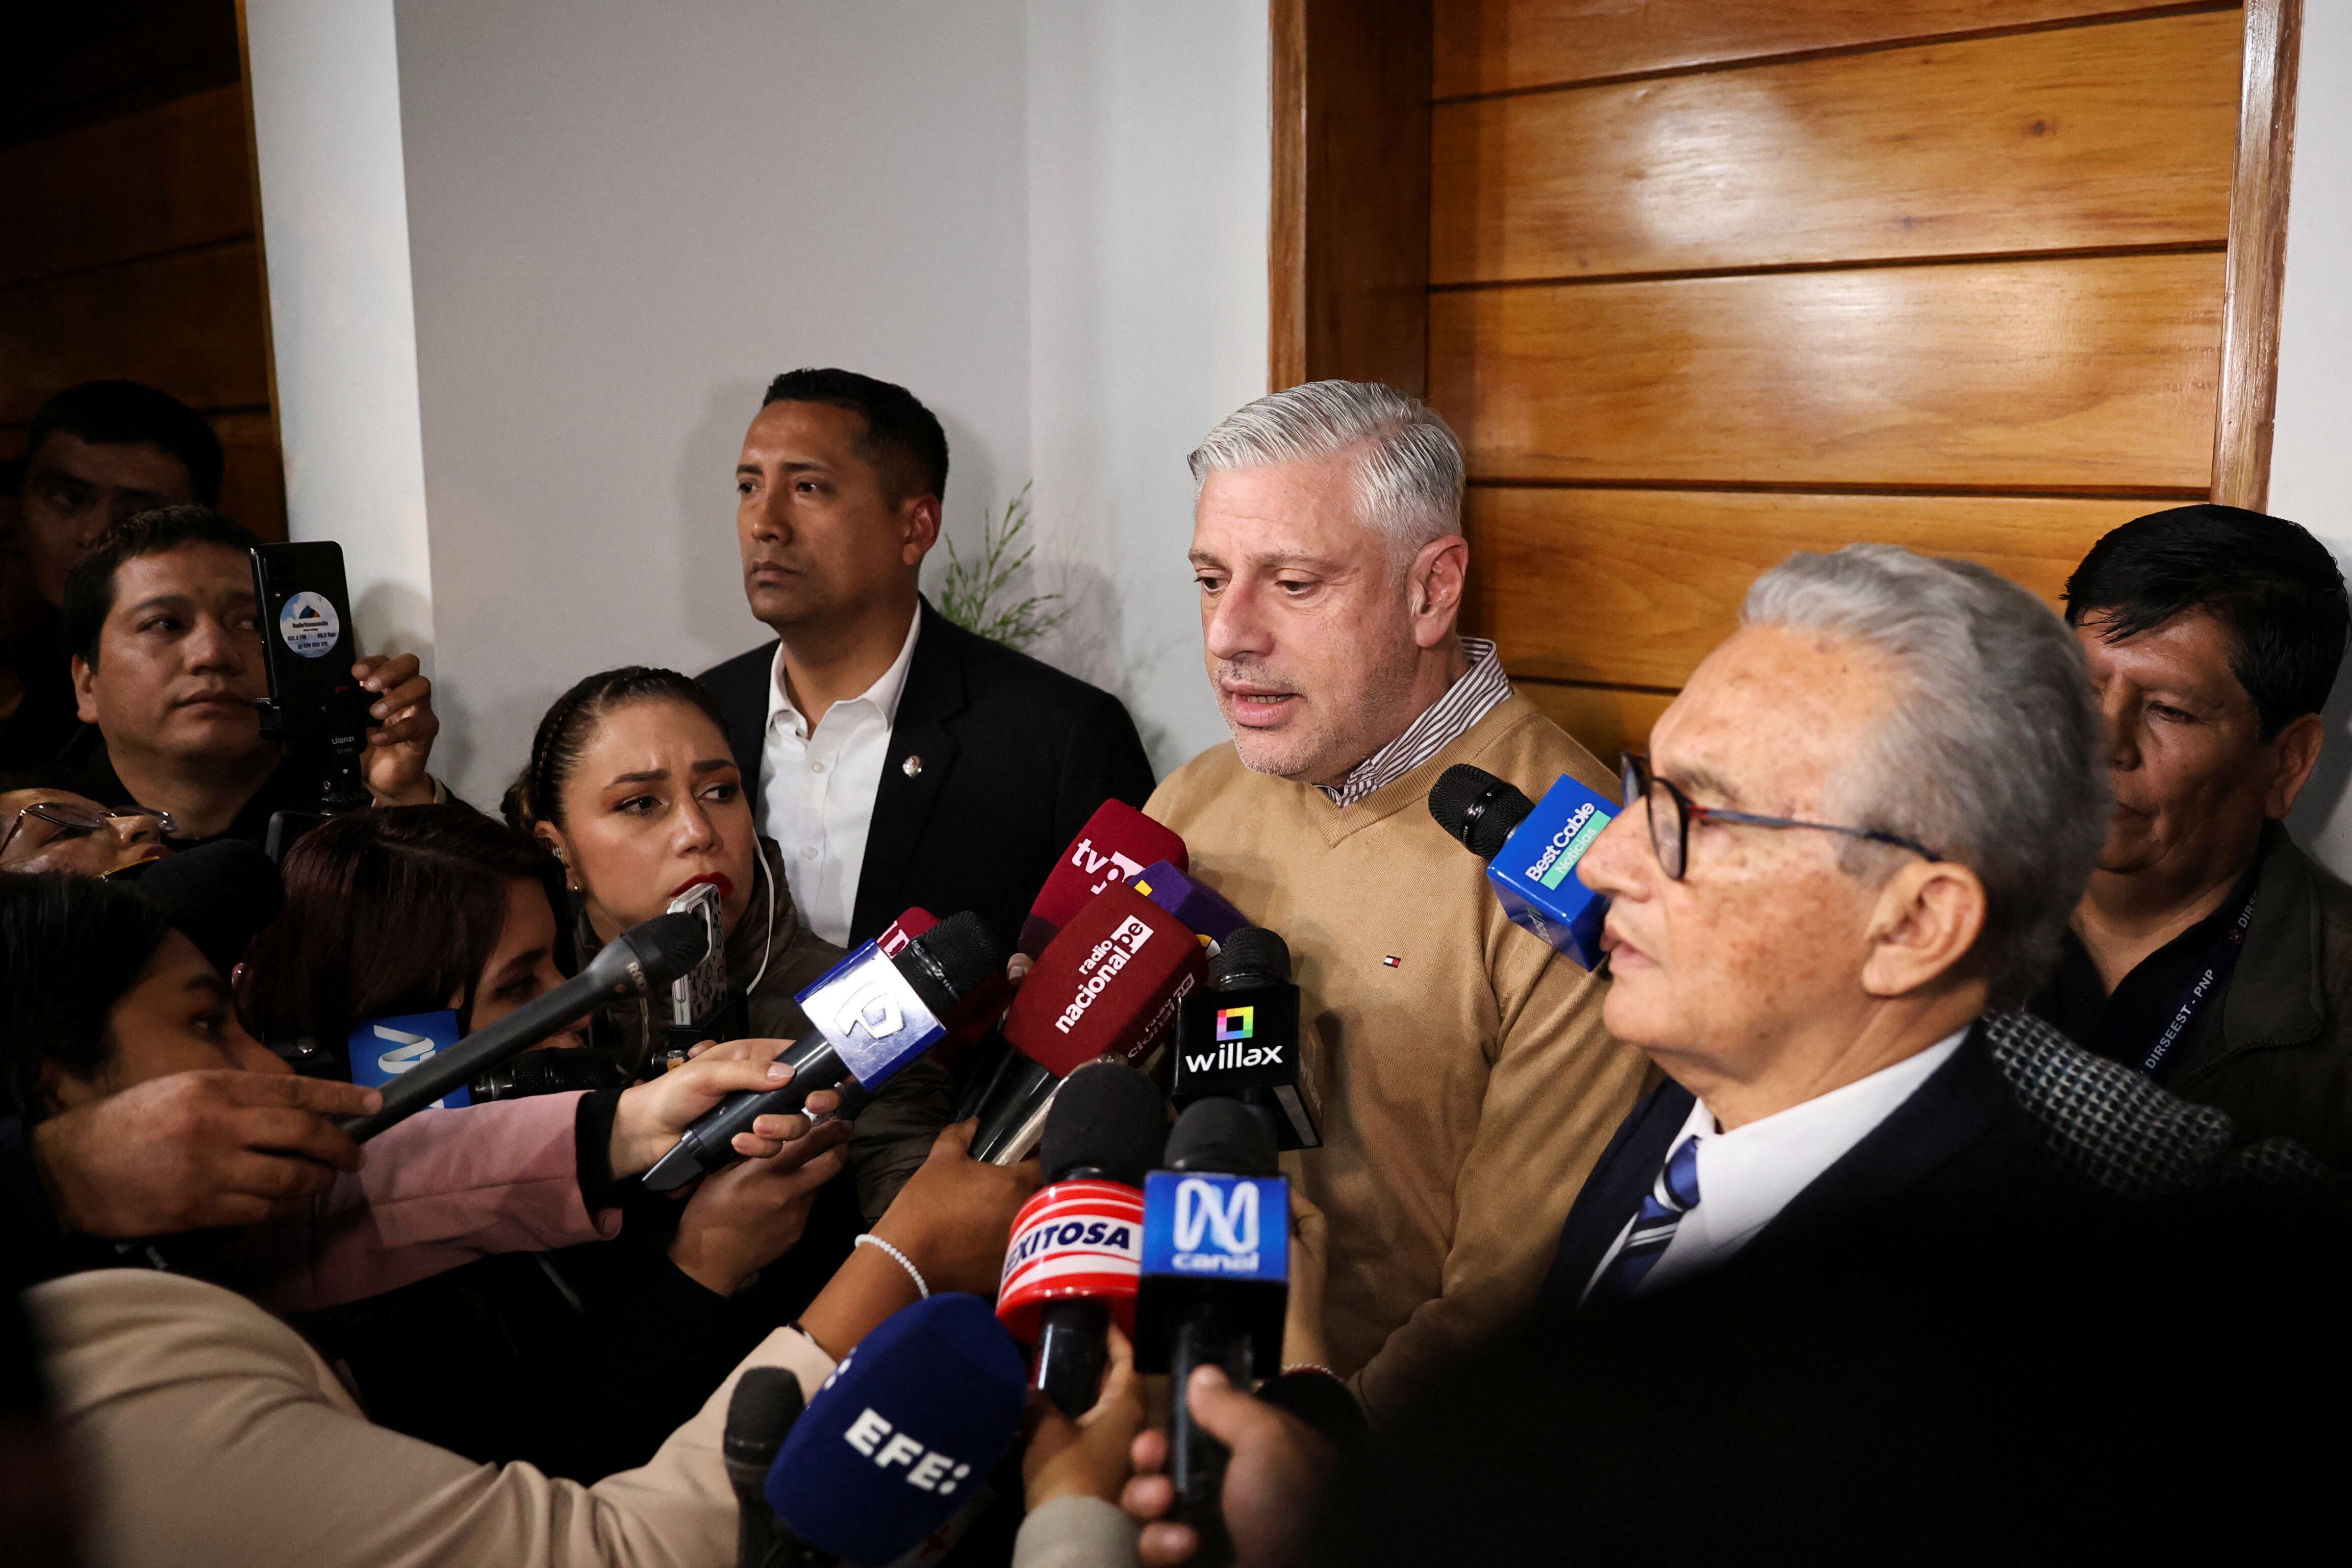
[1121,1367,1336,1568]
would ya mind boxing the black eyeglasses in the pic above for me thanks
[0,800,176,864]
[1618,753,1941,881]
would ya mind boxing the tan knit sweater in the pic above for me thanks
[1147,693,1649,1418]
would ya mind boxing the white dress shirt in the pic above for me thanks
[759,610,922,946]
[1586,1028,1970,1301]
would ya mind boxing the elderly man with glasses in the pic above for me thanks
[1537,544,2319,1314]
[0,769,171,877]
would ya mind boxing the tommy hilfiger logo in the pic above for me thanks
[1382,955,1401,969]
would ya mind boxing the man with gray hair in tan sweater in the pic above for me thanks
[1148,380,1648,1419]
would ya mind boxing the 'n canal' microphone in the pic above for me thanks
[1428,763,1616,969]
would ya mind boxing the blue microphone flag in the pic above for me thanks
[346,1010,469,1109]
[795,939,949,1089]
[1485,773,1615,969]
[765,1293,1026,1565]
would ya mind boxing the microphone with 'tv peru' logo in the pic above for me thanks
[997,1061,1168,1417]
[764,1294,1028,1568]
[1135,1099,1289,1565]
[970,884,1207,1164]
[1016,799,1188,959]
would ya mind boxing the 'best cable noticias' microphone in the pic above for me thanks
[724,1368,805,1568]
[969,885,1207,1164]
[1017,800,1188,959]
[643,911,1002,1193]
[997,1060,1168,1417]
[1134,1099,1289,1565]
[340,909,708,1141]
[764,1294,1028,1568]
[1427,763,1617,969]
[1173,928,1320,1150]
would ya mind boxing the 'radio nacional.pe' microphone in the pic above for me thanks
[764,1293,1028,1568]
[998,1060,1168,1417]
[1173,927,1320,1150]
[643,911,1002,1192]
[1427,763,1616,970]
[969,885,1207,1164]
[1017,800,1188,959]
[1135,1099,1289,1562]
[341,908,708,1141]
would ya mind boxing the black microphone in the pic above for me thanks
[1135,1099,1288,1567]
[643,912,1001,1193]
[724,1368,806,1568]
[1172,928,1318,1149]
[339,911,707,1141]
[996,1061,1168,1417]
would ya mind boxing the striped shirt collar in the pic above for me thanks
[1318,638,1509,808]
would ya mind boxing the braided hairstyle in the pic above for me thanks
[503,666,734,832]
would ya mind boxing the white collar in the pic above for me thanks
[766,606,924,736]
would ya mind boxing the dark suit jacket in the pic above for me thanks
[1536,1024,2081,1314]
[699,599,1157,955]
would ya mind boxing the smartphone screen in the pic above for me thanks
[249,542,365,749]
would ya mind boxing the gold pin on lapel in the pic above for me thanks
[901,754,924,778]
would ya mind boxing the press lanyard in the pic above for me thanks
[2139,887,2259,1077]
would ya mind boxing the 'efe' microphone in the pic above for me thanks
[764,1294,1028,1568]
[1134,1099,1289,1565]
[724,1368,805,1568]
[1427,763,1617,969]
[643,911,1002,1193]
[1017,800,1188,959]
[1173,928,1320,1150]
[340,909,709,1141]
[969,885,1207,1164]
[997,1061,1168,1417]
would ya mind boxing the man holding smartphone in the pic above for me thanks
[59,506,441,848]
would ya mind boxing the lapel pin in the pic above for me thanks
[901,754,924,778]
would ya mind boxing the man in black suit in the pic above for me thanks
[699,369,1155,955]
[1536,545,2320,1318]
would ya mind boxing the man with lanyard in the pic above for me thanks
[2028,504,2352,1166]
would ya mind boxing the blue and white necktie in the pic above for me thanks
[1584,1133,1702,1306]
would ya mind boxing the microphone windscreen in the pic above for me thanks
[724,1367,806,1469]
[1167,1095,1279,1177]
[128,839,282,976]
[1428,764,1535,862]
[765,1294,1027,1566]
[1130,860,1249,946]
[1208,927,1291,989]
[1040,1060,1168,1185]
[902,910,1003,1011]
[618,909,712,989]
[1018,801,1187,956]
[1002,884,1206,1078]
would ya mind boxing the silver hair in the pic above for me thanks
[1740,544,2110,1006]
[1187,380,1464,554]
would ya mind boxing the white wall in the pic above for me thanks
[243,0,436,667]
[2274,1,2352,874]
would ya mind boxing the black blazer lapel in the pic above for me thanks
[1742,1023,2013,1264]
[850,601,966,939]
[1536,1078,1693,1316]
[700,640,780,799]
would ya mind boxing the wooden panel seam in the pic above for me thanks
[2209,0,2297,509]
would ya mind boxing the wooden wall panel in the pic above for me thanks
[1431,11,2238,284]
[1430,252,2224,490]
[1468,487,2147,687]
[1433,0,2183,96]
[0,241,270,426]
[212,409,288,541]
[0,87,252,287]
[1518,681,1674,770]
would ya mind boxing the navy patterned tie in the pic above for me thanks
[1584,1133,1702,1306]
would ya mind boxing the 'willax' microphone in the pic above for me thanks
[1017,800,1188,959]
[1173,928,1319,1149]
[723,1368,805,1568]
[969,885,1206,1164]
[643,911,1001,1193]
[1135,1098,1289,1565]
[764,1294,1028,1567]
[1427,763,1616,969]
[997,1061,1168,1416]
[341,908,708,1141]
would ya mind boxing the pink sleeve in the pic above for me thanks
[246,1092,625,1313]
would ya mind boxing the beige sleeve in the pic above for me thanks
[1346,950,1648,1422]
[48,1280,836,1568]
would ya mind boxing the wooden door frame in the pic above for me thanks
[1273,0,2304,509]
